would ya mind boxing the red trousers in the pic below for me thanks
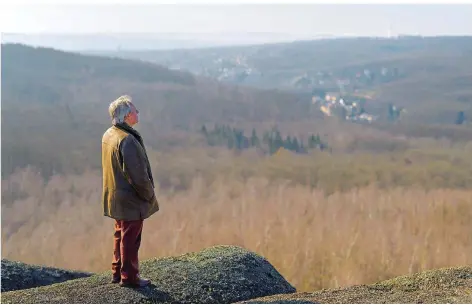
[112,219,143,283]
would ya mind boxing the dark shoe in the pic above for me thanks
[111,277,121,284]
[120,278,151,288]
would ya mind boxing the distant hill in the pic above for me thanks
[0,44,316,178]
[2,42,470,179]
[94,36,472,124]
[1,43,195,107]
[2,32,300,51]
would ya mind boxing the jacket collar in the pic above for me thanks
[114,122,143,144]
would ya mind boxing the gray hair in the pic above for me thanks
[109,95,133,124]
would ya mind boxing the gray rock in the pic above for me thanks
[241,265,472,304]
[1,245,296,304]
[1,259,93,292]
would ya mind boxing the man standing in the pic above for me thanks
[102,95,159,288]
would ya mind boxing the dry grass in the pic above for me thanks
[2,167,471,292]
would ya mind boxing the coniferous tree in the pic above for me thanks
[274,130,283,152]
[292,137,300,152]
[267,133,276,154]
[234,129,244,150]
[227,131,235,149]
[200,124,328,154]
[299,138,306,153]
[388,104,395,121]
[250,128,260,147]
[456,111,466,125]
[284,135,293,150]
[308,134,316,148]
[200,124,208,135]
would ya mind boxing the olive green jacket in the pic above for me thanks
[101,123,159,221]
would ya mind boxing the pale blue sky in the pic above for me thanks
[1,4,472,49]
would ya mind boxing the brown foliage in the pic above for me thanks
[2,167,471,292]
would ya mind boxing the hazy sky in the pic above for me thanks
[1,3,472,49]
[3,4,472,36]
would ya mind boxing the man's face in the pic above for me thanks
[125,103,139,126]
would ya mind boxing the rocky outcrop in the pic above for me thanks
[4,246,470,304]
[1,259,93,292]
[241,265,472,304]
[1,245,295,304]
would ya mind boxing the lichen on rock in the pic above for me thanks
[1,259,93,293]
[241,265,472,304]
[1,245,295,304]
